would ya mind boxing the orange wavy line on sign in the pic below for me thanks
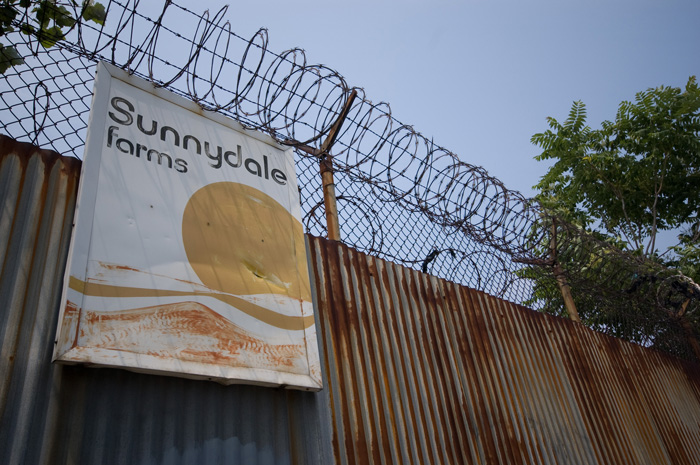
[69,276,314,331]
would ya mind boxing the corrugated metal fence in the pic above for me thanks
[2,135,700,464]
[307,236,700,464]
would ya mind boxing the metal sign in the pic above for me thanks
[53,62,322,390]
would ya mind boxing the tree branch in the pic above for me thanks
[585,158,641,250]
[645,152,668,257]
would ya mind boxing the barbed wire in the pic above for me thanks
[1,0,697,360]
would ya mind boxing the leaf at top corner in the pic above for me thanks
[54,6,77,28]
[0,5,18,25]
[82,3,106,26]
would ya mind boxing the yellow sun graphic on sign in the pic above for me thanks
[182,181,311,303]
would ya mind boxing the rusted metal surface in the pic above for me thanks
[0,136,335,465]
[307,235,700,464]
[319,156,341,241]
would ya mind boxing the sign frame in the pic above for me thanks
[53,62,322,391]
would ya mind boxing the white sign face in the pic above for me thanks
[53,62,321,390]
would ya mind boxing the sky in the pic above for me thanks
[187,0,699,197]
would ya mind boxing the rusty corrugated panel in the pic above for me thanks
[0,135,335,465]
[307,235,700,465]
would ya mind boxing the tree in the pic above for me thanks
[526,77,700,358]
[0,0,105,74]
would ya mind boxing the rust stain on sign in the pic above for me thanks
[75,301,306,369]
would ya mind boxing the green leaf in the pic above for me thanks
[54,6,76,28]
[38,25,64,48]
[1,5,18,27]
[82,2,106,26]
[0,44,25,74]
[19,23,35,35]
[32,3,51,29]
